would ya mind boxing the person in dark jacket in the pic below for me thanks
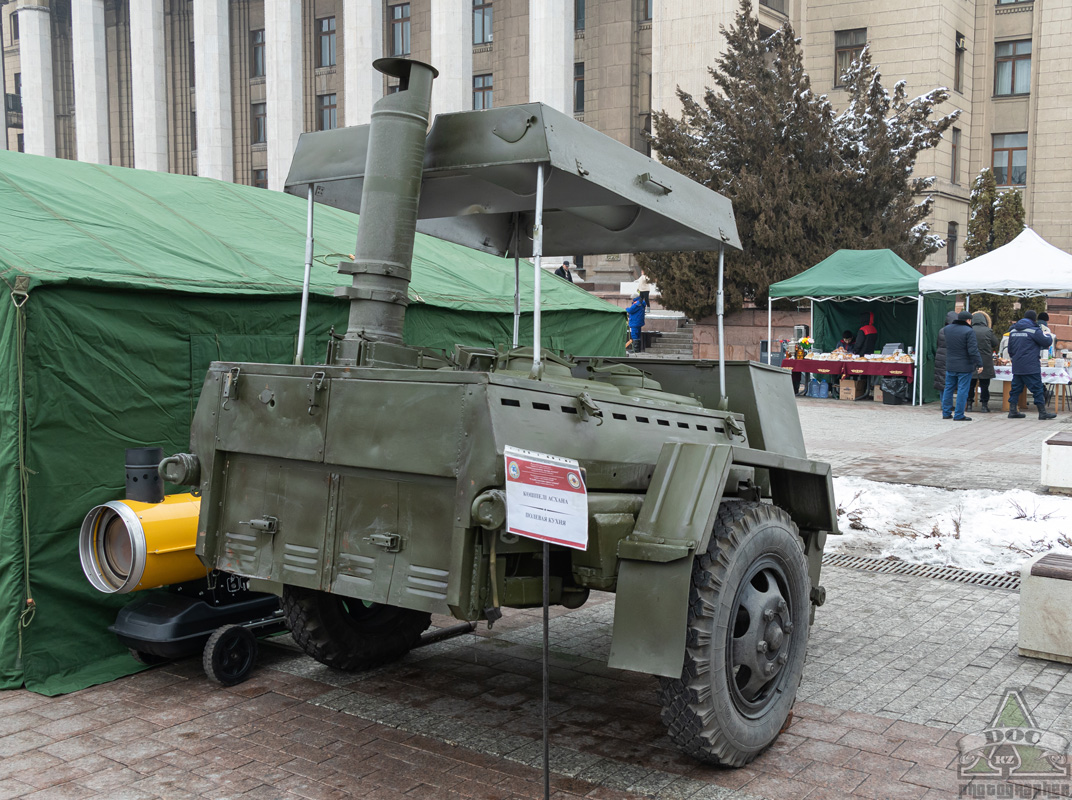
[837,330,855,351]
[626,292,645,351]
[968,311,1000,413]
[853,312,878,356]
[554,260,574,283]
[933,310,959,394]
[941,311,983,421]
[1007,309,1056,419]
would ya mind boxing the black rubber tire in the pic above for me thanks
[658,500,810,767]
[281,586,432,671]
[128,648,168,666]
[203,624,258,686]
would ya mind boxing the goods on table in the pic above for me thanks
[802,351,914,364]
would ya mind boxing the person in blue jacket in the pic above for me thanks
[1007,308,1057,420]
[626,292,646,351]
[941,311,983,421]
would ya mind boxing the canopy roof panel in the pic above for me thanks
[0,150,619,317]
[918,228,1072,296]
[769,249,922,300]
[284,102,741,257]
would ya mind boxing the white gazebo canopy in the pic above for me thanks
[919,228,1072,297]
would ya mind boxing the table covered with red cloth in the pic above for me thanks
[780,358,914,383]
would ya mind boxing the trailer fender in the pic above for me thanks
[608,442,732,678]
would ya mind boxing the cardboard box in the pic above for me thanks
[839,378,868,401]
[873,386,883,404]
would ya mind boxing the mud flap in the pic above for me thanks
[608,442,732,678]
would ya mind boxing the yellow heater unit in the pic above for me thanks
[79,493,204,594]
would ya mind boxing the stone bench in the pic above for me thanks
[1018,552,1072,664]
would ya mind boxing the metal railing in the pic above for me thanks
[4,93,22,129]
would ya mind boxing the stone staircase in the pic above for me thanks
[638,319,695,358]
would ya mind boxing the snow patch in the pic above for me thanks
[830,476,1072,574]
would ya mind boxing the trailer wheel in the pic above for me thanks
[282,586,431,671]
[203,624,258,686]
[658,501,810,767]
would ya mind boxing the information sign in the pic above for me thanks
[503,446,588,551]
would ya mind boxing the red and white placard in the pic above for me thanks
[503,446,588,551]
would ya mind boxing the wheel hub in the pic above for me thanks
[727,560,796,717]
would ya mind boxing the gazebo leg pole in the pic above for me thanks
[767,296,773,365]
[915,294,924,406]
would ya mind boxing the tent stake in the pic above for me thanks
[295,184,315,366]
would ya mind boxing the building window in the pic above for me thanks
[760,0,787,14]
[574,62,585,114]
[992,133,1027,186]
[17,134,24,152]
[947,222,958,267]
[11,10,18,43]
[995,40,1030,96]
[317,17,336,67]
[642,0,653,21]
[189,42,195,88]
[951,128,961,185]
[190,111,197,151]
[251,103,266,144]
[253,169,267,189]
[473,1,493,45]
[13,72,21,97]
[317,93,337,131]
[575,0,585,31]
[834,28,866,87]
[251,29,265,77]
[954,32,965,93]
[473,74,493,109]
[390,4,411,56]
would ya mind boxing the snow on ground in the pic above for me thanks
[829,476,1072,574]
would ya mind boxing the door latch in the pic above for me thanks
[307,371,327,415]
[240,516,278,534]
[222,366,241,410]
[363,532,403,552]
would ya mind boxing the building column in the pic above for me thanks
[430,0,470,121]
[651,1,731,119]
[265,1,302,191]
[343,0,382,126]
[17,5,56,157]
[71,0,110,164]
[193,0,233,181]
[1,8,7,151]
[528,0,572,113]
[129,0,168,171]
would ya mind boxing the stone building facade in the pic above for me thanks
[2,0,1070,286]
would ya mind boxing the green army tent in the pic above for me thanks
[0,150,625,694]
[767,247,951,401]
[767,249,953,403]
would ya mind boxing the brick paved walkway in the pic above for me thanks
[797,397,1072,493]
[1,565,1069,799]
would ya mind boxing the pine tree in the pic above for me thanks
[640,0,957,320]
[964,174,1033,333]
[964,169,997,259]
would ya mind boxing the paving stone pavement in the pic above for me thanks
[1,564,1069,800]
[797,396,1072,493]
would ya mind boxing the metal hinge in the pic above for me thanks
[364,532,403,552]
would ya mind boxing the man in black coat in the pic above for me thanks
[933,310,959,395]
[1007,308,1056,420]
[554,261,574,283]
[941,311,982,421]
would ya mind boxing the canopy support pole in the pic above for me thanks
[767,296,773,365]
[295,184,315,366]
[914,294,924,406]
[530,165,545,379]
[965,294,971,313]
[717,244,727,409]
[512,212,520,348]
